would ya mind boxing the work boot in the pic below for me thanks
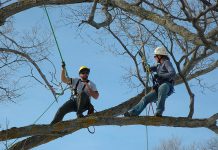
[124,112,131,117]
[154,112,162,117]
[77,113,84,118]
[87,105,94,115]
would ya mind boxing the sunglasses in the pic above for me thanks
[80,71,89,75]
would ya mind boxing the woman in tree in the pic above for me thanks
[124,47,176,117]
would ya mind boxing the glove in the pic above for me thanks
[153,74,159,80]
[61,61,66,69]
[152,84,159,93]
[145,67,152,73]
[149,66,157,72]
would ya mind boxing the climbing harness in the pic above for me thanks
[72,79,96,134]
[72,79,89,96]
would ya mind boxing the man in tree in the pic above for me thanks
[124,47,176,117]
[51,63,99,124]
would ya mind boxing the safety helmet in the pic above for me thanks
[154,47,168,56]
[79,66,90,74]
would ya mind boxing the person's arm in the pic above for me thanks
[158,60,176,79]
[84,82,99,99]
[61,68,71,84]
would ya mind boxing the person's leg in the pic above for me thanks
[87,103,94,115]
[76,92,91,117]
[155,83,170,116]
[51,99,77,124]
[128,91,158,116]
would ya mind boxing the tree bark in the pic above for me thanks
[2,114,217,150]
[0,0,93,25]
[1,114,217,141]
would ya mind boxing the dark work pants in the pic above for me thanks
[51,92,92,124]
[51,99,77,124]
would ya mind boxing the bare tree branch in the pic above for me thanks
[0,48,57,101]
[106,27,146,87]
[175,60,218,85]
[80,0,112,29]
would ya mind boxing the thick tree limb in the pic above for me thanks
[2,114,218,141]
[111,1,200,44]
[1,0,218,52]
[2,114,217,149]
[0,0,94,26]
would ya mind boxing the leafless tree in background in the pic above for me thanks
[154,136,218,150]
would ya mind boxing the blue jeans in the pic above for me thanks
[129,82,172,116]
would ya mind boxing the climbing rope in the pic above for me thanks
[43,1,69,78]
[139,49,157,150]
[87,108,98,134]
[87,126,96,134]
[43,5,63,62]
[43,1,71,95]
[145,107,149,150]
[8,98,59,149]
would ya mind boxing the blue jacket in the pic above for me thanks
[151,59,176,82]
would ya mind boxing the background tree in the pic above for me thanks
[154,136,218,150]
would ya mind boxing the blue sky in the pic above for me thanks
[0,4,217,150]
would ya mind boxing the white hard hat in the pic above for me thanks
[154,47,168,56]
